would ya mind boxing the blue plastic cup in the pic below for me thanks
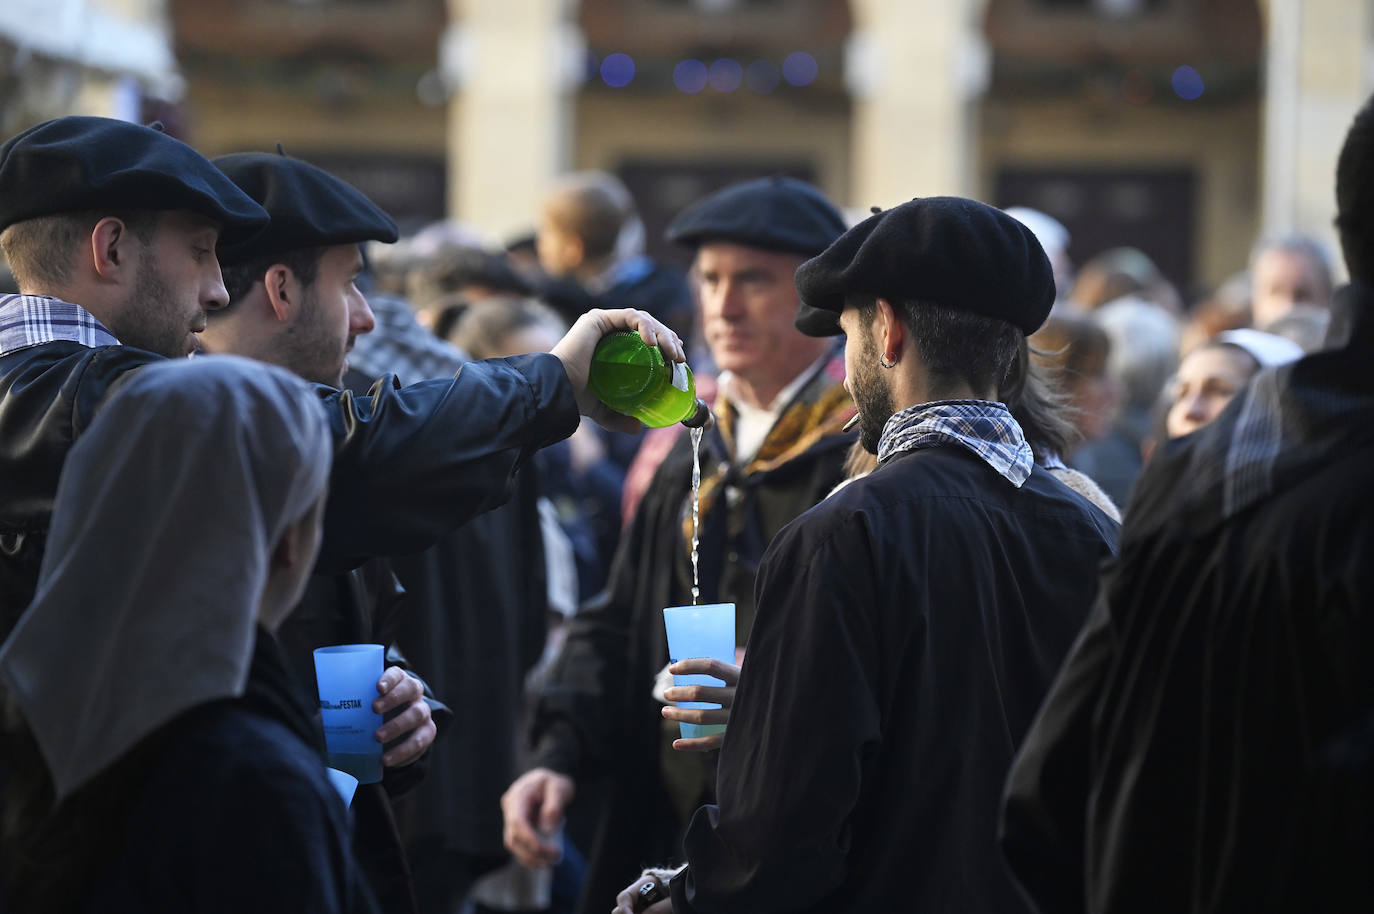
[313,644,384,784]
[662,603,735,740]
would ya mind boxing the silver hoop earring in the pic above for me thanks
[879,355,895,370]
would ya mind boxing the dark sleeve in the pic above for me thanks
[316,353,579,571]
[380,644,451,800]
[998,588,1116,914]
[671,513,881,913]
[525,458,675,777]
[172,760,375,914]
[526,553,636,778]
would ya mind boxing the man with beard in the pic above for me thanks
[0,117,267,628]
[198,150,437,914]
[616,197,1118,914]
[998,96,1374,914]
[0,116,679,637]
[0,119,681,910]
[503,177,855,914]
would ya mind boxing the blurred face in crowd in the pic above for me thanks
[1251,248,1330,328]
[536,215,580,278]
[695,242,825,397]
[288,243,375,387]
[1031,317,1118,447]
[1165,344,1259,439]
[839,305,894,456]
[118,211,229,358]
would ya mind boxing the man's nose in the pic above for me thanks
[716,283,746,316]
[351,294,377,336]
[204,260,230,312]
[1182,392,1209,421]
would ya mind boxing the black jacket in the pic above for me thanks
[0,341,579,633]
[5,630,377,914]
[672,448,1118,914]
[1000,295,1374,914]
[529,417,851,914]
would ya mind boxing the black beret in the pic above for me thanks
[213,152,398,265]
[794,196,1055,337]
[665,176,847,257]
[0,116,268,244]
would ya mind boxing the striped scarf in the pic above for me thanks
[683,347,855,549]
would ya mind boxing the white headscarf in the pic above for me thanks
[1215,328,1305,368]
[0,355,332,799]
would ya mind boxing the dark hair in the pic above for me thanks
[856,296,1022,399]
[1030,314,1111,385]
[220,246,324,307]
[1005,343,1079,462]
[0,210,158,290]
[542,172,634,263]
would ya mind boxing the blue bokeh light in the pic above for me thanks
[782,52,819,87]
[600,53,636,88]
[1171,65,1204,100]
[709,59,744,93]
[674,59,709,94]
[745,59,780,94]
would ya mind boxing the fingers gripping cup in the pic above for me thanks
[313,644,384,784]
[662,603,735,740]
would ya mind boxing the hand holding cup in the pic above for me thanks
[663,657,740,752]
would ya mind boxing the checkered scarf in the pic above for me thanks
[878,399,1034,487]
[0,294,119,355]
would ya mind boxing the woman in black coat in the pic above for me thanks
[0,356,374,914]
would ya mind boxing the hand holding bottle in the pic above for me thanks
[550,308,684,434]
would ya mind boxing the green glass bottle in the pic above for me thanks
[588,330,712,428]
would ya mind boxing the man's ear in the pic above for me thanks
[875,297,906,364]
[262,264,300,323]
[89,217,137,283]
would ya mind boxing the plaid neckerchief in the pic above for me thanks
[878,398,1035,487]
[0,294,119,356]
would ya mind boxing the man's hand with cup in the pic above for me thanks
[662,656,741,752]
[374,666,436,768]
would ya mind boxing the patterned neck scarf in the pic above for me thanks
[683,344,855,547]
[878,399,1035,487]
[0,294,119,355]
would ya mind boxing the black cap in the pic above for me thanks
[794,196,1055,337]
[0,116,268,244]
[665,176,847,257]
[213,151,398,265]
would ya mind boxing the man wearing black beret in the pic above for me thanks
[616,196,1118,914]
[199,150,431,914]
[504,176,857,914]
[0,117,682,911]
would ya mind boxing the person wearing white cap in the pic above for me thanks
[1165,328,1304,439]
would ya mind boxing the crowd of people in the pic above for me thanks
[0,91,1369,914]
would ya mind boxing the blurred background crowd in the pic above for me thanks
[2,1,1370,913]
